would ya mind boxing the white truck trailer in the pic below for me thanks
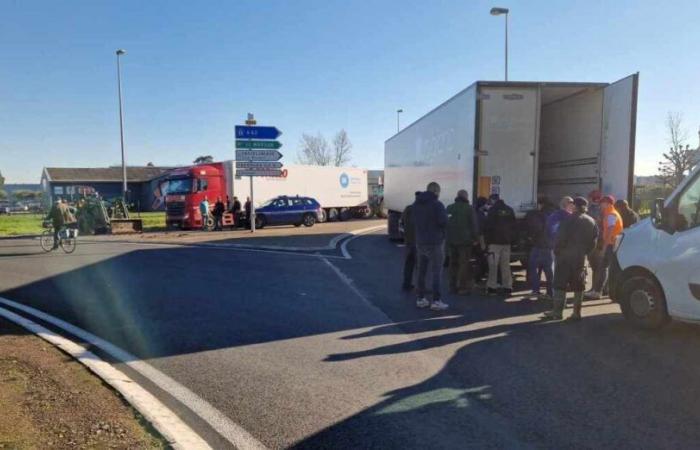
[384,74,639,239]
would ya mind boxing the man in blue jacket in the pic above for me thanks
[412,182,449,311]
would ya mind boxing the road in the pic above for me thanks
[2,223,700,449]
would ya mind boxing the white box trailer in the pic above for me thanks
[384,74,639,238]
[223,162,369,221]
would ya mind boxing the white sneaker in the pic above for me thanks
[430,300,449,311]
[416,298,430,308]
[584,290,601,300]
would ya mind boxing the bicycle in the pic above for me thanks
[40,222,78,254]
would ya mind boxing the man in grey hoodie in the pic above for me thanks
[412,182,449,311]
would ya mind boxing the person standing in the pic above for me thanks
[413,182,449,311]
[541,197,599,321]
[473,196,489,283]
[199,197,210,231]
[232,196,242,227]
[525,196,554,300]
[585,195,623,300]
[213,197,225,231]
[484,194,516,296]
[401,192,420,291]
[615,199,639,229]
[45,199,66,249]
[546,196,573,249]
[446,190,478,295]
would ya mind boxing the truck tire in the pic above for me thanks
[255,215,266,229]
[303,213,316,227]
[327,208,339,222]
[377,200,388,219]
[360,206,374,219]
[388,210,403,241]
[339,208,352,221]
[317,209,328,223]
[619,275,669,329]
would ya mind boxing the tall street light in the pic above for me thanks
[396,109,403,133]
[116,49,127,203]
[490,7,509,81]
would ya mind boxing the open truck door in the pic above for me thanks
[600,73,639,201]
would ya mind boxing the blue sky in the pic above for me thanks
[1,0,699,183]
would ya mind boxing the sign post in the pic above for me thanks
[235,114,284,233]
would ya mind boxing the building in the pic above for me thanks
[41,166,174,211]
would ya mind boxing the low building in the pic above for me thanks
[41,166,173,211]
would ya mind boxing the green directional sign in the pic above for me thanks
[236,140,282,150]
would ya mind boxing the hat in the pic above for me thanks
[573,197,588,208]
[600,195,615,204]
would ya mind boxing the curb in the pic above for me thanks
[0,234,40,240]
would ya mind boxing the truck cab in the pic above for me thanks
[165,163,225,229]
[611,164,700,328]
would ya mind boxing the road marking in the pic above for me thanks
[0,297,268,450]
[0,305,211,450]
[340,224,386,259]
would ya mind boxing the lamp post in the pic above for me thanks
[490,7,509,81]
[116,49,127,203]
[396,109,403,133]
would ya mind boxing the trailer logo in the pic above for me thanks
[339,173,350,188]
[502,93,524,100]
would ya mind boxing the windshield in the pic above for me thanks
[166,178,193,195]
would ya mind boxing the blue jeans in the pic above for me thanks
[528,247,553,296]
[417,243,444,301]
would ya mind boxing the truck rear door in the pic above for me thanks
[600,73,639,201]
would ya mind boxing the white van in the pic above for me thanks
[610,164,700,328]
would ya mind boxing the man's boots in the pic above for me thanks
[566,291,583,322]
[541,290,566,321]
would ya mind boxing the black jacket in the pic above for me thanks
[213,201,225,217]
[525,208,549,249]
[619,208,639,229]
[484,200,516,245]
[412,191,447,245]
[555,212,598,259]
[401,204,416,245]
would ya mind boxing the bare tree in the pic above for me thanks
[332,129,352,166]
[657,112,696,189]
[297,133,332,166]
[193,155,214,164]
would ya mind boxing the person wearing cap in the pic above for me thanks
[541,197,599,321]
[446,189,478,295]
[400,192,420,291]
[484,193,517,296]
[585,195,623,299]
[525,196,555,300]
[615,199,639,229]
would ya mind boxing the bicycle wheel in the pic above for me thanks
[60,237,77,254]
[40,230,55,252]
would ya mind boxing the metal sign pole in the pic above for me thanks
[247,114,256,233]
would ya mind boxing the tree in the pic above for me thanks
[297,130,353,166]
[0,190,6,200]
[193,155,214,164]
[332,129,352,166]
[297,133,332,166]
[0,170,4,189]
[657,112,697,189]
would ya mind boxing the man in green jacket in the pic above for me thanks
[446,190,478,295]
[401,192,420,291]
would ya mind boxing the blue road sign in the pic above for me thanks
[235,126,282,140]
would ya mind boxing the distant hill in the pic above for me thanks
[4,184,41,193]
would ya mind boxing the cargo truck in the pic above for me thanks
[385,74,639,245]
[164,162,369,229]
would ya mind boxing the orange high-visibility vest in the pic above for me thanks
[602,208,623,247]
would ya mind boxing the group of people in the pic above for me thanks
[401,181,639,321]
[199,195,250,231]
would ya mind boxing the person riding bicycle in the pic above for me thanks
[45,198,76,249]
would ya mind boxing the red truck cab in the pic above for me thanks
[165,162,226,229]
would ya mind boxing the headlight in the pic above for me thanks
[613,233,624,252]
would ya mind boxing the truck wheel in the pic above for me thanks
[339,208,351,221]
[387,211,402,241]
[303,213,316,227]
[255,215,266,229]
[619,275,669,329]
[377,200,388,219]
[317,209,328,223]
[327,208,339,222]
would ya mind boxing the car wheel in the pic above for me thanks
[303,213,316,227]
[255,215,266,229]
[619,275,669,329]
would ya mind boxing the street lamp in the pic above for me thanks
[490,7,509,81]
[115,49,127,203]
[396,109,403,133]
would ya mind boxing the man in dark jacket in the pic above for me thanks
[525,196,554,299]
[400,192,420,291]
[446,190,478,295]
[413,182,449,311]
[213,197,225,231]
[615,199,639,229]
[541,197,599,321]
[484,194,516,296]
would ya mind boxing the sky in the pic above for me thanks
[1,0,699,183]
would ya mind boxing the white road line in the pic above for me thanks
[340,224,387,259]
[0,305,211,450]
[0,297,267,450]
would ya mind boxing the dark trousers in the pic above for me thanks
[528,247,553,296]
[403,244,417,288]
[448,244,473,292]
[52,225,61,248]
[214,215,223,230]
[592,245,614,292]
[417,244,444,301]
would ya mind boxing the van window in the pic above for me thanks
[676,175,700,231]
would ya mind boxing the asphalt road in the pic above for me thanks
[2,228,700,449]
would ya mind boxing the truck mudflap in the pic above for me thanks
[608,252,623,302]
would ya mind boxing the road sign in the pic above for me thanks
[237,169,284,177]
[235,140,282,150]
[235,149,283,161]
[236,161,283,169]
[235,126,282,140]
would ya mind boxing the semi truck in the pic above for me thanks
[164,162,369,229]
[384,74,639,241]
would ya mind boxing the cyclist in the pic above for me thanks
[45,198,76,249]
